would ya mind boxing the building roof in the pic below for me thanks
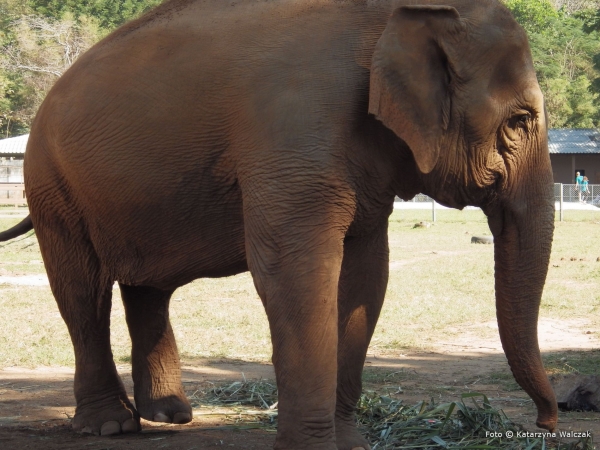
[0,134,28,155]
[548,128,600,154]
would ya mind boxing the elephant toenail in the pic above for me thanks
[173,412,192,424]
[80,426,94,435]
[100,421,121,436]
[122,418,140,433]
[153,413,172,423]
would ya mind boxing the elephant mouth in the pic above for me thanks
[424,173,501,212]
[420,141,506,212]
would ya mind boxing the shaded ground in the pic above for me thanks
[0,319,597,449]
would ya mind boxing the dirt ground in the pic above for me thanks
[0,318,597,449]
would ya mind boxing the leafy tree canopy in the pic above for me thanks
[0,0,599,137]
[0,0,161,136]
[504,0,600,128]
[504,0,559,33]
[29,0,162,30]
[575,7,600,32]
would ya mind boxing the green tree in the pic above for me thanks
[0,0,31,19]
[0,14,103,134]
[552,0,600,14]
[575,7,600,105]
[505,0,600,127]
[504,0,559,33]
[0,0,33,136]
[29,0,162,30]
[2,0,599,134]
[0,0,162,135]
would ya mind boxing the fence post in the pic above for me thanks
[559,183,563,222]
[432,197,436,222]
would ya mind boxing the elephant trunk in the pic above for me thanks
[490,173,557,431]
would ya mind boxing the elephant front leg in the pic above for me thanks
[336,220,389,450]
[245,220,346,449]
[120,284,192,424]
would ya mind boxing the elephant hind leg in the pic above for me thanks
[120,284,192,424]
[35,222,140,436]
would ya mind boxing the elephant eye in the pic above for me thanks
[509,112,532,130]
[517,113,531,124]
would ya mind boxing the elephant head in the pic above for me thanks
[370,4,557,430]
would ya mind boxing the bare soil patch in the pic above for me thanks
[0,318,597,449]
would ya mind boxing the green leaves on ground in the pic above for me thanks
[191,382,595,450]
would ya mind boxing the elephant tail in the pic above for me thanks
[0,216,34,241]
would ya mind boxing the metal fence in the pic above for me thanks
[554,183,600,221]
[555,183,600,205]
[0,182,598,214]
[396,183,600,222]
[399,184,600,205]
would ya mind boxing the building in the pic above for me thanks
[0,133,27,183]
[549,129,600,184]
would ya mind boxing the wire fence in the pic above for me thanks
[0,183,598,217]
[555,183,600,205]
[396,183,600,222]
[398,184,600,206]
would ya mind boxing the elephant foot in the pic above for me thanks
[72,393,141,436]
[335,419,371,450]
[135,394,193,424]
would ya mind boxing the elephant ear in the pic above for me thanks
[369,5,465,174]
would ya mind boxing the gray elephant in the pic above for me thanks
[0,0,557,448]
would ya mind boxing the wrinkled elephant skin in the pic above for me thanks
[0,0,557,448]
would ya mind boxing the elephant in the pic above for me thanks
[0,0,558,448]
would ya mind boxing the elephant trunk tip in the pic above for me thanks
[536,415,557,433]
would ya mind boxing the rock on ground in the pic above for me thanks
[551,373,600,412]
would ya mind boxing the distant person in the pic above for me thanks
[581,176,589,203]
[575,171,584,201]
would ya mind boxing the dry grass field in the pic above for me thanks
[0,207,597,448]
[1,208,598,366]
